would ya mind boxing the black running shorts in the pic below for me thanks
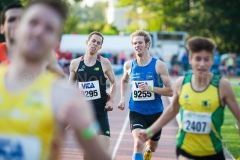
[129,111,163,141]
[176,147,225,160]
[96,115,110,137]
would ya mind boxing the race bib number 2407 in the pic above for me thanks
[183,111,212,134]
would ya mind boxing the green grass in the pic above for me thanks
[229,79,240,104]
[222,107,240,159]
[221,79,240,159]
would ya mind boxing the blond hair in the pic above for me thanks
[131,29,151,47]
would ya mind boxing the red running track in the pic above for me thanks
[60,76,178,160]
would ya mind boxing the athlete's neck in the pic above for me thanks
[5,40,14,60]
[192,74,212,91]
[84,52,98,66]
[136,53,151,66]
[5,54,46,93]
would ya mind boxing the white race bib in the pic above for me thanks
[0,134,41,160]
[183,111,212,134]
[78,80,101,100]
[131,80,155,101]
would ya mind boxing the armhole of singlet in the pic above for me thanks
[211,75,223,107]
[98,55,108,79]
[179,73,192,98]
[128,60,134,76]
[153,58,158,76]
[76,56,84,72]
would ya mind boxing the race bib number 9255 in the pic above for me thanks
[131,80,155,101]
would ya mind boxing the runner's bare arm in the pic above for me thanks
[68,59,77,84]
[103,58,117,102]
[117,60,131,110]
[149,76,182,134]
[155,60,173,96]
[220,78,240,133]
[46,51,66,78]
[121,60,131,100]
[138,77,183,142]
[52,81,111,160]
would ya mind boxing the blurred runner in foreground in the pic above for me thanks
[0,2,66,78]
[0,0,110,159]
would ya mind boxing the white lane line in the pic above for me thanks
[224,148,236,160]
[235,124,239,129]
[64,124,71,130]
[111,112,129,160]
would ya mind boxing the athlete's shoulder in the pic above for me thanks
[155,59,167,67]
[219,77,231,89]
[124,60,133,69]
[174,76,185,94]
[51,79,79,107]
[70,57,81,66]
[176,76,185,85]
[100,56,111,65]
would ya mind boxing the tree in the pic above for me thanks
[118,0,240,53]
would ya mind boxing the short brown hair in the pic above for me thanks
[131,29,151,46]
[26,0,68,22]
[1,3,24,25]
[186,37,216,55]
[88,31,104,44]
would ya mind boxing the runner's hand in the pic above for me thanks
[138,83,151,92]
[117,100,125,110]
[105,100,113,111]
[138,129,150,142]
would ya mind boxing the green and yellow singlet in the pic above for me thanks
[177,73,224,156]
[0,66,59,160]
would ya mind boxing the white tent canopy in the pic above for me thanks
[60,34,134,54]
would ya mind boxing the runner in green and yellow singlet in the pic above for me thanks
[138,37,240,160]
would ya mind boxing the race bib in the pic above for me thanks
[131,80,155,101]
[0,134,41,160]
[183,111,212,134]
[78,80,101,100]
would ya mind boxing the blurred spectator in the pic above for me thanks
[61,50,73,60]
[119,52,126,65]
[181,52,189,75]
[170,54,181,76]
[113,53,118,64]
[104,51,113,63]
[226,53,234,78]
[211,50,221,75]
[235,54,240,76]
[130,53,136,60]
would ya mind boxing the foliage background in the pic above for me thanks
[1,0,240,53]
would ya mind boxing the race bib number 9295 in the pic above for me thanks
[78,80,101,100]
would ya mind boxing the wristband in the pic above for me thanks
[150,86,154,92]
[146,128,153,137]
[80,121,100,139]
